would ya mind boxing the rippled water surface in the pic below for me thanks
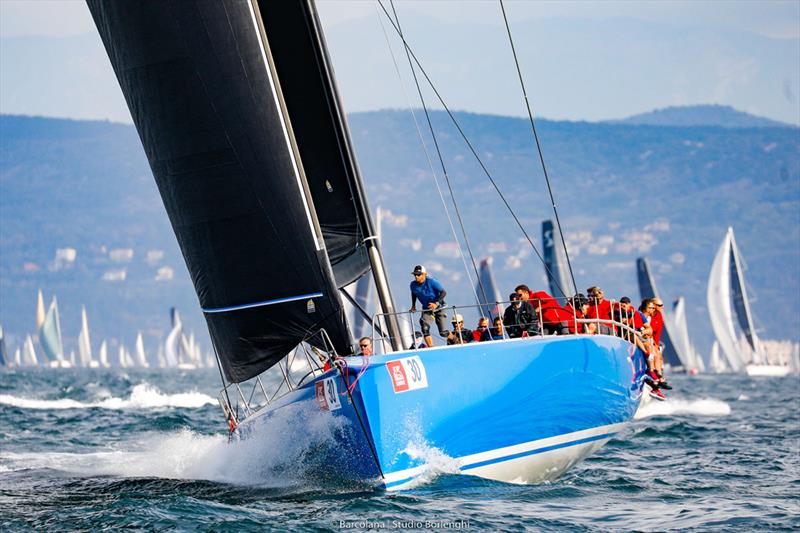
[1,369,798,531]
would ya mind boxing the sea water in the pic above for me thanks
[1,369,797,531]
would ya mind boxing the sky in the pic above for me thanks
[0,0,798,124]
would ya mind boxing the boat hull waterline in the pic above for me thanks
[233,335,647,490]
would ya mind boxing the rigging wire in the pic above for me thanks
[498,0,577,297]
[375,0,571,300]
[387,0,489,309]
[374,3,480,305]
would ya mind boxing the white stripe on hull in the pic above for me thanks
[383,422,626,490]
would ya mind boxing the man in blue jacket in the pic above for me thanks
[409,265,449,347]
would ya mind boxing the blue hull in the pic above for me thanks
[234,335,647,490]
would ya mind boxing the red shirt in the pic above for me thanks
[651,311,664,345]
[585,299,611,320]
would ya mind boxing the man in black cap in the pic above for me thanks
[409,265,449,347]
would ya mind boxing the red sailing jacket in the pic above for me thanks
[531,291,578,333]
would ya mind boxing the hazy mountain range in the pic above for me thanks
[1,106,798,361]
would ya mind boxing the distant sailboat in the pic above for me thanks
[40,296,71,368]
[671,297,704,373]
[707,227,789,377]
[708,341,727,373]
[14,347,21,367]
[98,340,110,368]
[35,290,46,331]
[637,257,692,372]
[78,307,99,368]
[117,344,131,368]
[542,219,572,300]
[23,335,38,366]
[0,325,8,367]
[134,332,149,368]
[476,258,503,320]
[164,308,182,368]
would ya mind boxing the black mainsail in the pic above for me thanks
[88,0,367,382]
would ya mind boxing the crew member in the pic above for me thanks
[409,265,449,348]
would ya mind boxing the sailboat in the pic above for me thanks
[89,0,647,490]
[78,307,100,368]
[39,295,71,368]
[707,227,789,377]
[671,297,704,374]
[708,341,727,373]
[134,332,150,368]
[23,335,38,367]
[0,325,8,367]
[542,219,572,300]
[476,258,503,320]
[98,340,110,368]
[636,258,694,372]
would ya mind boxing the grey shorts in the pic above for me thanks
[420,305,449,337]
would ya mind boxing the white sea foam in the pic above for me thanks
[0,383,216,410]
[0,402,355,489]
[635,397,731,419]
[396,415,460,488]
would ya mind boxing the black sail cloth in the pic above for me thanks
[88,0,354,383]
[257,0,372,288]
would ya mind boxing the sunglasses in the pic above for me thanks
[655,303,663,307]
[359,344,370,348]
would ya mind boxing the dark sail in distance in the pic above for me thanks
[728,235,758,353]
[542,220,571,300]
[636,257,686,370]
[477,259,503,320]
[88,0,354,383]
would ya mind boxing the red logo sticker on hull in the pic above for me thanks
[387,360,409,393]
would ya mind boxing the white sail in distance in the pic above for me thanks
[707,229,744,372]
[164,309,181,367]
[35,290,45,330]
[78,306,97,367]
[23,335,38,366]
[98,340,109,368]
[135,332,149,368]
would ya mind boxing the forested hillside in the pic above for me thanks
[1,111,797,359]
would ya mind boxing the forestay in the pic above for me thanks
[88,0,357,383]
